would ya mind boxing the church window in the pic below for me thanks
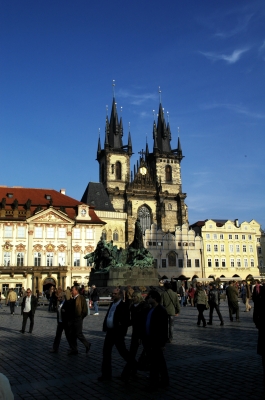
[115,161,121,180]
[102,230,107,240]
[17,252,24,267]
[168,251,176,267]
[34,252,41,266]
[178,259,183,268]
[138,206,151,233]
[161,259,167,268]
[113,231,119,241]
[165,165,172,182]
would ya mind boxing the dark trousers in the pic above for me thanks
[121,333,140,379]
[145,343,169,387]
[228,303,239,321]
[68,318,90,352]
[53,322,69,351]
[22,311,34,332]
[9,302,15,314]
[168,315,174,341]
[197,304,206,326]
[209,304,223,323]
[101,329,130,378]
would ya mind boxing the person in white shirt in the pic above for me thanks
[20,288,38,334]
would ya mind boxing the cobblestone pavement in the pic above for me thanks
[0,300,264,400]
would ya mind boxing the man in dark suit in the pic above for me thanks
[226,281,239,322]
[67,285,91,355]
[49,294,70,353]
[20,288,38,333]
[143,290,169,390]
[98,288,130,381]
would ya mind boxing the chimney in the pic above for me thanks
[60,189,66,195]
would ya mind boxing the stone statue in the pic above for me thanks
[84,220,153,272]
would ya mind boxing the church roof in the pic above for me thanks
[81,182,115,211]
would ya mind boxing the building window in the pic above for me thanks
[4,252,11,266]
[248,235,252,240]
[47,227,54,239]
[17,226,25,238]
[249,245,253,252]
[229,244,234,252]
[259,260,263,268]
[187,259,191,268]
[34,252,41,267]
[47,252,53,267]
[74,253,80,266]
[4,226,12,238]
[221,258,226,267]
[138,205,151,233]
[86,229,94,240]
[242,235,245,240]
[207,244,211,251]
[235,235,239,240]
[165,165,172,181]
[73,228,81,239]
[115,161,121,180]
[161,259,167,268]
[257,237,261,243]
[250,259,254,267]
[215,259,219,267]
[208,259,212,267]
[102,230,107,240]
[17,252,24,267]
[195,259,200,268]
[236,245,240,253]
[229,234,232,239]
[35,227,43,238]
[214,244,218,252]
[113,231,119,241]
[220,244,225,252]
[58,253,65,266]
[213,234,217,240]
[86,259,93,267]
[237,259,241,267]
[168,251,176,267]
[178,242,181,247]
[206,234,210,239]
[178,259,183,268]
[243,245,246,252]
[220,234,224,239]
[230,259,234,267]
[258,247,262,254]
[58,228,66,239]
[244,259,248,267]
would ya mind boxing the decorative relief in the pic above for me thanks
[2,241,13,251]
[34,211,68,223]
[72,245,82,253]
[44,243,56,252]
[33,244,43,252]
[28,230,34,235]
[67,231,72,236]
[16,243,26,252]
[85,245,94,253]
[57,244,67,252]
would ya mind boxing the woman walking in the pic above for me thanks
[195,283,208,327]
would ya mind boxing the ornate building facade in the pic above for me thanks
[0,187,105,294]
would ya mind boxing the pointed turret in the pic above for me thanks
[127,131,132,155]
[156,102,171,153]
[108,97,123,148]
[145,142,149,160]
[177,136,182,157]
[97,135,101,153]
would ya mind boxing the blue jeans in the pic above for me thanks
[94,301,99,313]
[181,296,186,307]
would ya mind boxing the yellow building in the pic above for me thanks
[190,219,262,281]
[0,187,105,294]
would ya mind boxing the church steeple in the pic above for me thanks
[154,102,172,154]
[106,97,123,149]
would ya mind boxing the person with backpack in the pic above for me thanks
[207,283,224,326]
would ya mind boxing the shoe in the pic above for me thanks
[19,330,25,333]
[49,349,58,353]
[94,313,99,315]
[97,376,111,382]
[67,350,78,355]
[86,343,91,354]
[207,322,212,325]
[28,331,32,334]
[220,322,224,326]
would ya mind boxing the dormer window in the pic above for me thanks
[81,209,86,217]
[7,193,13,198]
[45,194,51,200]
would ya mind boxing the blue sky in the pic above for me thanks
[1,0,264,228]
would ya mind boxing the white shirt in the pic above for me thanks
[24,296,31,312]
[58,301,65,322]
[106,299,121,329]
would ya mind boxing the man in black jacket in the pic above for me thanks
[143,290,169,390]
[98,288,130,381]
[207,283,224,326]
[20,288,38,333]
[49,294,70,353]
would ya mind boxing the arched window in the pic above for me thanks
[113,231,119,241]
[138,206,151,233]
[168,251,176,267]
[101,230,107,240]
[115,161,121,180]
[165,165,172,182]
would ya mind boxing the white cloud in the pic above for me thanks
[199,48,249,64]
[116,89,157,106]
[214,13,254,38]
[201,103,265,119]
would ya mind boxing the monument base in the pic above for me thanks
[89,266,159,287]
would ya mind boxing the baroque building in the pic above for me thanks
[82,94,188,247]
[0,187,105,294]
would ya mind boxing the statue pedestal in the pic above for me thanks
[89,266,158,287]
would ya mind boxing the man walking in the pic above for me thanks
[161,282,180,343]
[207,283,224,326]
[241,280,251,312]
[98,288,130,381]
[49,294,70,353]
[6,288,17,315]
[20,288,38,333]
[67,285,91,355]
[226,281,239,322]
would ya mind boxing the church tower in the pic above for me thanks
[96,96,132,213]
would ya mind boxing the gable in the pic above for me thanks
[27,208,73,224]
